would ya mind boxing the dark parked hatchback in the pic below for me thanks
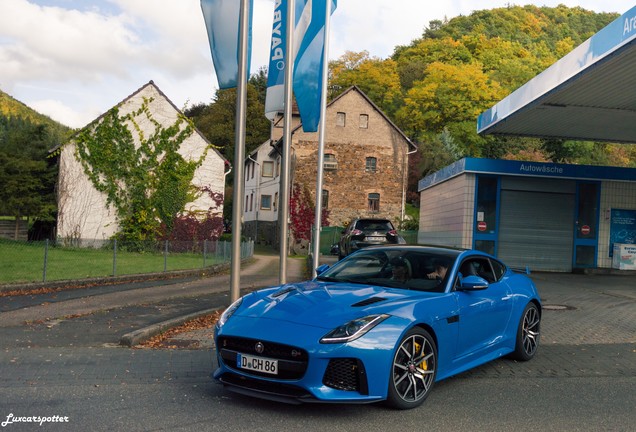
[338,218,405,259]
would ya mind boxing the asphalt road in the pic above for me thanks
[0,254,634,431]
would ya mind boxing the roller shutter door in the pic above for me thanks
[498,189,574,272]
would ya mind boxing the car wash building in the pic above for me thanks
[418,6,636,272]
[417,158,636,272]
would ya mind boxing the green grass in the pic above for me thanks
[0,240,232,284]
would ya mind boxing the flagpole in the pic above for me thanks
[230,0,250,302]
[311,0,332,277]
[278,0,295,284]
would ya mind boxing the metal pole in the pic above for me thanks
[164,240,168,272]
[279,0,295,285]
[203,239,207,268]
[113,238,117,276]
[42,239,49,282]
[311,0,333,278]
[230,0,250,302]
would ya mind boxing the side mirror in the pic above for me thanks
[459,275,489,291]
[316,264,330,276]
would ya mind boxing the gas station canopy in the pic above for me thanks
[477,6,636,144]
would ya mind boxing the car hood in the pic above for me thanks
[235,281,423,329]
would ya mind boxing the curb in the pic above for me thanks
[119,307,222,347]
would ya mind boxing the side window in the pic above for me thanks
[459,258,496,283]
[359,114,369,129]
[489,259,506,282]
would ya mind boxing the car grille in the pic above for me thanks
[218,373,313,399]
[322,358,369,395]
[218,336,308,380]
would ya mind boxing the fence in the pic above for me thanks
[312,226,419,255]
[0,238,254,285]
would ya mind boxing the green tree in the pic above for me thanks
[0,153,50,238]
[0,115,61,236]
[395,61,506,146]
[185,82,269,167]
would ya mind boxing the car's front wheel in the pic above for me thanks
[510,302,541,361]
[386,328,437,410]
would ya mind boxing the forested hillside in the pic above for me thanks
[0,89,72,239]
[188,5,635,208]
[329,5,636,181]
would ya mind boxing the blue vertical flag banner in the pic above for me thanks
[265,0,287,120]
[265,0,337,129]
[201,0,253,89]
[293,0,336,132]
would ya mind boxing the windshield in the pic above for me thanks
[317,248,458,292]
[355,220,393,231]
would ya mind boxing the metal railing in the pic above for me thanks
[0,238,254,285]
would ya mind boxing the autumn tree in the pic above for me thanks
[329,51,402,116]
[395,61,506,154]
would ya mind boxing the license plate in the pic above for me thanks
[237,353,278,375]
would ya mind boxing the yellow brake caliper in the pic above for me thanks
[415,341,427,371]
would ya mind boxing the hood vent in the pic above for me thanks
[271,286,296,298]
[352,297,387,307]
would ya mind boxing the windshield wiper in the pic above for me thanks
[316,276,368,285]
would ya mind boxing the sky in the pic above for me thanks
[0,0,634,128]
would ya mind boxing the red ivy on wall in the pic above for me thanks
[289,183,329,241]
[157,187,225,250]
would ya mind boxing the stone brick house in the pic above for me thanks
[243,86,415,244]
[55,81,227,243]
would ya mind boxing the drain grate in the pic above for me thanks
[542,304,576,311]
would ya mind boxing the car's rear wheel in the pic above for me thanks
[510,302,541,361]
[386,328,437,410]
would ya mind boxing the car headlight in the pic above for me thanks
[217,297,243,328]
[320,314,389,344]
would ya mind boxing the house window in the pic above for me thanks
[322,189,329,209]
[359,114,369,129]
[336,112,346,127]
[249,193,253,212]
[365,157,377,173]
[262,161,274,177]
[261,195,272,210]
[245,195,249,212]
[368,193,380,212]
[323,153,338,171]
[274,192,278,211]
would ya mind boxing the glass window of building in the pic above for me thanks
[368,193,380,212]
[262,161,274,177]
[365,157,377,173]
[336,112,346,127]
[261,195,271,210]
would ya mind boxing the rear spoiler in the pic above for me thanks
[509,266,531,275]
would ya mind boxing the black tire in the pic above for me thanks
[510,302,541,361]
[386,328,437,410]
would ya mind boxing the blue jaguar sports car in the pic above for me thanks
[213,246,541,409]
